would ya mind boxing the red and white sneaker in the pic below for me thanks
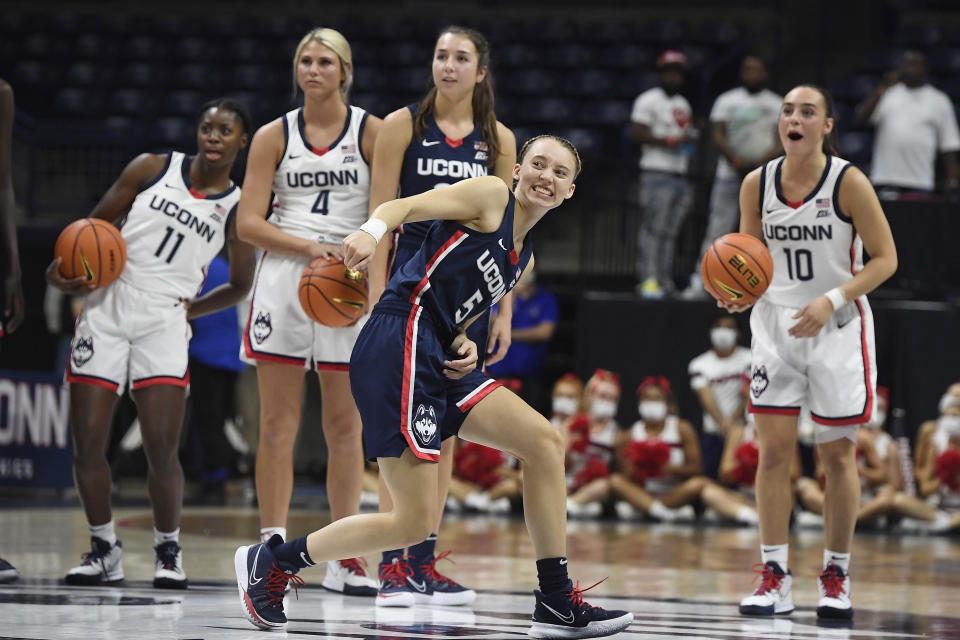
[739,562,794,616]
[321,558,378,596]
[817,563,853,619]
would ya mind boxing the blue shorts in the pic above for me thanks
[392,239,491,370]
[350,306,502,462]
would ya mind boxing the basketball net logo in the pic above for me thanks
[413,404,438,447]
[252,311,272,344]
[72,336,94,368]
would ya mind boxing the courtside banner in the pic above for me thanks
[0,370,73,488]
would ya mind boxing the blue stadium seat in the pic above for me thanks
[11,60,52,88]
[499,70,558,96]
[553,44,595,68]
[53,88,95,116]
[524,98,576,124]
[165,90,202,118]
[386,67,432,94]
[176,63,219,91]
[562,70,616,98]
[578,99,632,126]
[154,117,194,147]
[103,116,136,141]
[600,43,652,71]
[861,49,903,74]
[620,72,660,99]
[830,74,876,102]
[120,62,156,88]
[894,23,941,47]
[941,77,960,101]
[234,37,265,62]
[108,89,152,117]
[497,43,541,69]
[123,35,171,61]
[174,37,210,63]
[690,22,742,46]
[557,127,603,157]
[65,62,104,87]
[838,131,873,168]
[233,65,276,91]
[575,20,632,45]
[932,48,960,73]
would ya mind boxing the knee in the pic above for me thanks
[258,419,299,452]
[758,444,792,471]
[520,422,564,466]
[819,445,856,478]
[323,418,362,454]
[392,505,436,547]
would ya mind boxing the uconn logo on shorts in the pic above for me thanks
[750,365,769,397]
[253,311,272,344]
[413,404,438,447]
[72,336,94,368]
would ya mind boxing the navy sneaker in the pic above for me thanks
[234,534,305,630]
[0,558,19,584]
[153,540,188,589]
[416,550,476,606]
[375,556,415,607]
[530,580,634,638]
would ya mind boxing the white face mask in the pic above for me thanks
[710,327,737,351]
[590,399,618,419]
[639,400,668,422]
[552,396,578,416]
[939,394,960,414]
[940,415,960,438]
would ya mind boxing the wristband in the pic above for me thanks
[359,218,387,244]
[825,287,846,311]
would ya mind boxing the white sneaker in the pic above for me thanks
[817,564,853,619]
[487,497,512,514]
[322,559,378,596]
[0,558,19,583]
[153,541,187,589]
[566,498,602,518]
[673,504,696,522]
[359,491,379,508]
[464,492,491,512]
[615,501,639,520]
[739,561,794,616]
[445,496,464,513]
[795,511,825,529]
[65,537,124,585]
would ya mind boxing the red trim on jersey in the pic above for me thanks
[315,362,349,372]
[445,136,463,148]
[509,250,519,266]
[408,230,467,305]
[400,305,440,462]
[748,401,801,416]
[787,199,802,209]
[308,144,330,156]
[66,369,120,393]
[189,187,207,199]
[457,379,503,413]
[132,372,190,390]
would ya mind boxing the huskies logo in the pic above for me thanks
[252,311,272,344]
[72,336,94,368]
[750,365,769,397]
[412,404,438,447]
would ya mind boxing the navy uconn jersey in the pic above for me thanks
[759,155,862,307]
[394,104,491,251]
[119,151,239,299]
[381,191,531,346]
[271,106,370,242]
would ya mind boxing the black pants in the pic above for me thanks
[185,360,239,478]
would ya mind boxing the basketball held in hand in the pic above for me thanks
[54,218,127,289]
[298,256,368,327]
[701,233,773,305]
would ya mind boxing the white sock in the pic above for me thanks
[824,549,850,573]
[649,500,673,521]
[735,506,759,524]
[90,521,117,546]
[760,543,789,571]
[260,527,286,543]
[154,528,179,546]
[931,511,952,532]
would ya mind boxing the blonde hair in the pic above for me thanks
[292,28,353,101]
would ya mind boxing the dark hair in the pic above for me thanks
[712,314,738,328]
[792,84,838,156]
[518,134,582,178]
[414,26,499,168]
[196,97,252,136]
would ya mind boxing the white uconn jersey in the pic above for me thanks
[759,156,861,307]
[119,151,239,299]
[271,106,370,242]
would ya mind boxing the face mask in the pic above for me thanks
[639,400,668,422]
[939,394,960,414]
[590,399,617,419]
[940,415,960,438]
[552,396,578,416]
[710,327,737,351]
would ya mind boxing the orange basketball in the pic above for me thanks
[54,218,127,289]
[298,256,368,327]
[701,232,773,305]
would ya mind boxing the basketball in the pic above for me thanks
[701,232,773,305]
[53,218,127,289]
[298,256,368,327]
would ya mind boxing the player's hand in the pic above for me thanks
[716,299,753,314]
[789,296,833,338]
[485,311,512,366]
[45,257,97,295]
[309,241,345,262]
[342,230,376,269]
[2,272,24,334]
[444,335,478,380]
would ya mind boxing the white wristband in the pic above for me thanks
[358,218,387,244]
[825,287,846,311]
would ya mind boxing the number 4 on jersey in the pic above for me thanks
[311,190,330,215]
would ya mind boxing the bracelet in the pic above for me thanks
[824,288,846,311]
[358,218,387,244]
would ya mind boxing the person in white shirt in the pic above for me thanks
[683,57,782,299]
[630,50,695,299]
[857,50,960,199]
[688,315,751,478]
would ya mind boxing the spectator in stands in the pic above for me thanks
[486,268,558,412]
[857,50,960,200]
[682,57,782,299]
[550,373,583,429]
[630,50,696,299]
[687,315,751,479]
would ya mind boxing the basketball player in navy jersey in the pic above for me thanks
[234,28,381,595]
[367,25,516,607]
[45,98,255,589]
[234,135,634,639]
[720,85,897,620]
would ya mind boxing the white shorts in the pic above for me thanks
[66,280,190,394]
[748,297,876,438]
[242,252,367,371]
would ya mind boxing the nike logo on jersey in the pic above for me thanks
[164,183,180,190]
[248,546,265,585]
[288,153,301,159]
[406,577,427,592]
[498,238,507,251]
[541,602,575,624]
[422,140,440,147]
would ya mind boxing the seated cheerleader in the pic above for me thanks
[550,373,584,429]
[448,440,520,514]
